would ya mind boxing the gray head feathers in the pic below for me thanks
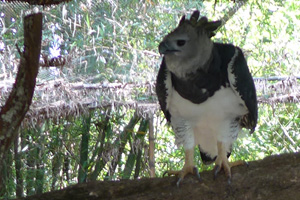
[179,10,222,38]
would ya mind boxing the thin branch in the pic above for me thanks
[218,0,248,29]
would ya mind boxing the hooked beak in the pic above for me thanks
[159,41,179,55]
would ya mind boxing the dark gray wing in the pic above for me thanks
[228,47,258,133]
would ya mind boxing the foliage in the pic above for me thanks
[0,0,299,199]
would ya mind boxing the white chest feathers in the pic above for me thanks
[168,86,248,122]
[164,71,248,153]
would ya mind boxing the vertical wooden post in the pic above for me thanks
[148,117,155,177]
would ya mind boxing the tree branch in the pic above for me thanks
[0,13,42,194]
[0,13,42,154]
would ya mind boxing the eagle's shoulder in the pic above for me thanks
[213,43,236,69]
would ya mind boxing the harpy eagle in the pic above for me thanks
[156,10,258,186]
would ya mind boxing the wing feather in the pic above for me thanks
[227,47,258,132]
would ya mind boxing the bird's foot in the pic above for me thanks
[163,165,201,187]
[214,158,247,184]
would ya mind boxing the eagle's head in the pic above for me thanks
[159,10,221,78]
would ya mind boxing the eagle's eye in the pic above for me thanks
[177,40,186,47]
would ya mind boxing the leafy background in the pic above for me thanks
[0,0,299,198]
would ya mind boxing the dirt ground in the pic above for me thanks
[17,152,300,200]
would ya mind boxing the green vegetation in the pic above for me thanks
[0,0,299,198]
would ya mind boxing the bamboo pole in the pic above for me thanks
[148,117,155,178]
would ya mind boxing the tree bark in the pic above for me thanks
[0,13,42,195]
[14,133,24,198]
[14,152,300,200]
[0,13,42,155]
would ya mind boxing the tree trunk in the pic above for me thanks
[0,13,42,195]
[14,133,24,198]
[14,152,300,200]
[0,150,14,199]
